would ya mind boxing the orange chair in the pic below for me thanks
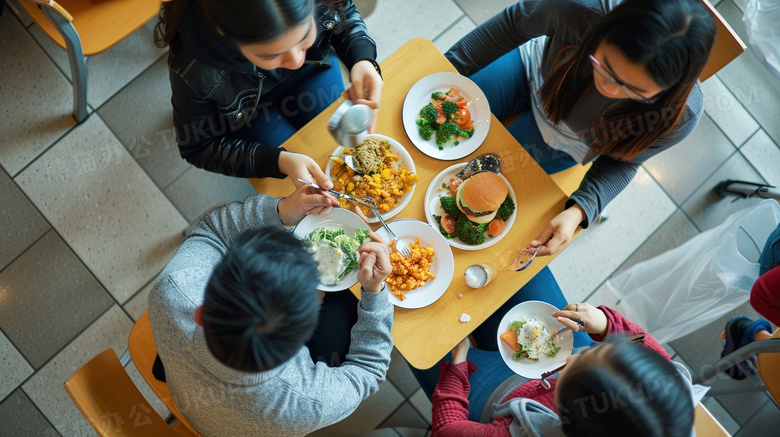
[129,311,200,436]
[20,0,160,122]
[63,349,199,436]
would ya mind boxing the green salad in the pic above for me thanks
[304,227,371,285]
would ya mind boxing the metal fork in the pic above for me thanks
[363,197,412,259]
[506,245,542,271]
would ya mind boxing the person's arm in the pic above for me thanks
[750,265,780,327]
[328,1,377,71]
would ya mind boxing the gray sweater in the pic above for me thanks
[148,194,394,436]
[446,0,703,225]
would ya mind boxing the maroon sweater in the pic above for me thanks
[751,265,780,327]
[430,306,670,436]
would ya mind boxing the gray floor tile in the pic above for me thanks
[612,210,700,276]
[702,397,741,436]
[680,152,767,232]
[643,115,735,205]
[4,0,33,27]
[0,167,49,271]
[379,402,429,431]
[387,348,422,397]
[700,75,759,147]
[0,11,76,176]
[98,56,189,189]
[0,389,60,437]
[353,0,378,18]
[0,330,33,402]
[585,282,621,309]
[0,230,114,369]
[549,167,676,303]
[125,361,171,421]
[363,0,463,62]
[308,379,404,436]
[669,301,767,425]
[731,0,748,12]
[22,305,134,437]
[433,15,476,54]
[394,428,429,437]
[355,429,401,437]
[716,0,780,147]
[741,129,780,186]
[164,167,259,223]
[28,20,166,109]
[15,115,187,304]
[734,400,780,437]
[452,0,516,25]
[408,389,433,425]
[124,279,155,322]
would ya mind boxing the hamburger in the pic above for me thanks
[456,172,509,224]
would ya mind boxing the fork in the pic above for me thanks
[363,197,412,259]
[506,245,542,271]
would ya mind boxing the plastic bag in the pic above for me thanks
[606,200,780,344]
[744,0,780,81]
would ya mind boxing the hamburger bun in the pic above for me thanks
[456,172,508,224]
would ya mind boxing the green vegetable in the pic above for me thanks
[458,128,475,138]
[435,122,460,148]
[304,226,370,283]
[496,195,516,221]
[431,91,442,100]
[353,228,371,244]
[419,103,438,124]
[441,101,458,117]
[454,215,488,245]
[508,319,527,332]
[416,119,434,140]
[433,215,453,239]
[439,195,461,217]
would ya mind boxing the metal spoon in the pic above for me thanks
[455,153,501,180]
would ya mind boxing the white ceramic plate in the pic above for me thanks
[292,208,370,292]
[424,163,516,251]
[374,219,455,309]
[402,72,491,160]
[496,301,574,379]
[324,134,416,224]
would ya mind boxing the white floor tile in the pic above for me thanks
[549,167,676,303]
[741,130,780,186]
[15,115,187,303]
[124,280,155,322]
[22,305,134,437]
[0,331,33,402]
[700,75,759,147]
[164,168,259,223]
[433,15,476,54]
[363,0,463,62]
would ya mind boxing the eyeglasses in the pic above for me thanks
[589,55,656,104]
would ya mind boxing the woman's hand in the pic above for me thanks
[450,337,471,364]
[357,240,392,293]
[551,303,609,337]
[276,185,339,226]
[347,60,383,133]
[278,151,331,189]
[523,204,585,256]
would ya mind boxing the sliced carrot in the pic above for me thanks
[448,176,463,193]
[441,213,456,234]
[487,217,506,237]
[500,331,521,351]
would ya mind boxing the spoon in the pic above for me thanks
[455,153,501,180]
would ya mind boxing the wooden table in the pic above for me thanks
[250,38,571,369]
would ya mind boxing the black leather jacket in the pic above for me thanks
[167,1,377,178]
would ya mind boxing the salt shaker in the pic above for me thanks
[464,263,498,288]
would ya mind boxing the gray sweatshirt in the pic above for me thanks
[445,0,703,226]
[148,194,394,437]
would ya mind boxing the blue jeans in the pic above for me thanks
[231,60,345,148]
[760,222,780,275]
[410,267,593,421]
[469,49,577,174]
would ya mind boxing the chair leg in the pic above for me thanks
[41,8,88,123]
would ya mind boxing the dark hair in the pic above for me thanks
[557,339,694,437]
[202,226,320,372]
[539,0,716,161]
[154,0,347,48]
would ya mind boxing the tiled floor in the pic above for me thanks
[1,0,779,436]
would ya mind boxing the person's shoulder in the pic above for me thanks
[168,38,229,99]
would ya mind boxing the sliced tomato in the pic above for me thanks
[454,107,471,127]
[487,217,506,237]
[441,213,456,234]
[455,100,469,108]
[435,104,447,124]
[444,86,460,101]
[448,176,463,193]
[460,120,474,131]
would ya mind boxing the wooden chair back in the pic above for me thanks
[700,0,746,82]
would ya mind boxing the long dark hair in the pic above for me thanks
[538,0,715,161]
[154,0,347,48]
[557,340,694,437]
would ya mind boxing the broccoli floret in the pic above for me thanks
[496,195,516,221]
[419,103,438,124]
[441,101,458,117]
[435,122,460,148]
[458,128,475,138]
[439,195,461,217]
[416,119,434,140]
[431,91,443,100]
[433,215,453,239]
[454,215,488,245]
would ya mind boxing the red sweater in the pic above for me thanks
[430,306,670,437]
[751,265,780,327]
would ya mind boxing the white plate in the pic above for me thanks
[496,301,574,379]
[402,72,491,160]
[292,208,370,292]
[374,219,455,309]
[424,163,516,251]
[324,134,416,224]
